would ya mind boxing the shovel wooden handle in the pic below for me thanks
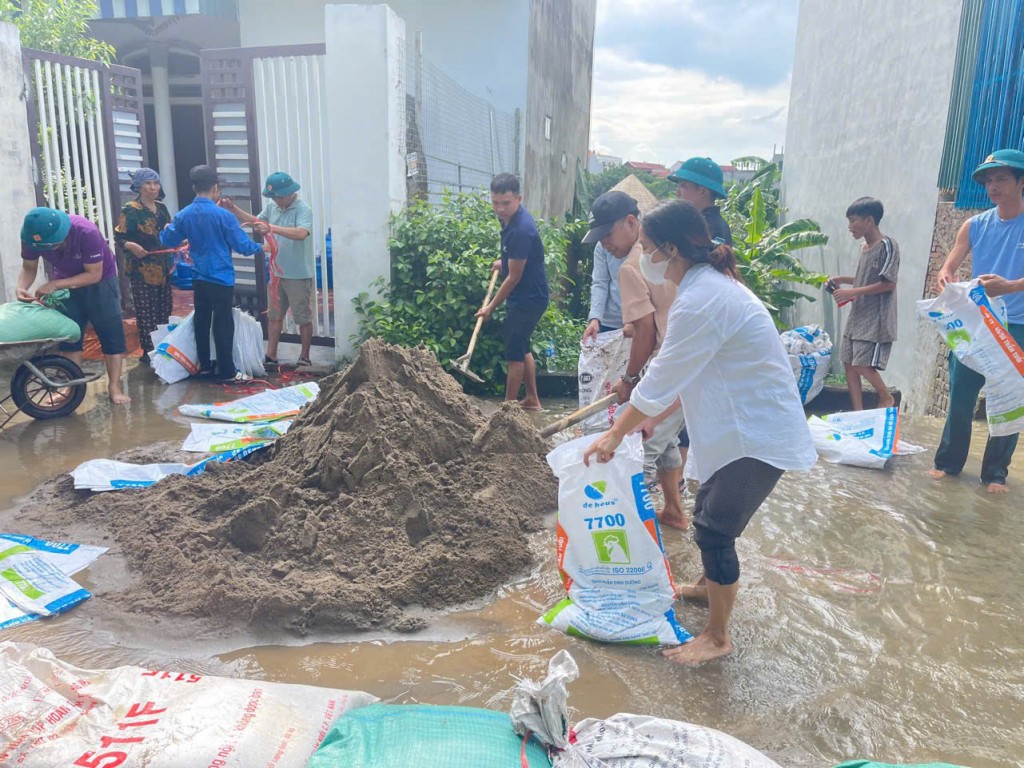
[463,268,500,362]
[540,393,619,438]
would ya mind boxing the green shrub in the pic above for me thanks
[352,192,585,393]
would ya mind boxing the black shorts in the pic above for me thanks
[693,457,784,539]
[503,302,547,362]
[59,276,127,355]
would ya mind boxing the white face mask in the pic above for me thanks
[640,250,672,285]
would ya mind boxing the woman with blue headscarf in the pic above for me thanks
[115,168,173,362]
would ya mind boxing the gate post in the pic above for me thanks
[0,23,37,301]
[324,4,407,361]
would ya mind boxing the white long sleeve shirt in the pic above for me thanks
[630,264,817,483]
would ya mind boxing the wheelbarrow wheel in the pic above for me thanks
[11,354,87,420]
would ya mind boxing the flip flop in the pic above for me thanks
[520,404,544,412]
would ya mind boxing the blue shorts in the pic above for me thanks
[503,302,547,362]
[58,276,127,355]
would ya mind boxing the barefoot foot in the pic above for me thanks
[674,583,708,603]
[877,394,896,408]
[986,482,1009,494]
[519,398,543,412]
[926,469,951,480]
[110,390,131,405]
[662,632,733,665]
[656,510,689,531]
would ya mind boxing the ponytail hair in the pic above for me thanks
[641,200,742,282]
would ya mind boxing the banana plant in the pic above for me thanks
[732,185,829,325]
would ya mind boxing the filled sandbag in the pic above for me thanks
[541,433,690,645]
[0,301,81,343]
[307,703,551,768]
[512,651,781,768]
[781,325,832,404]
[0,641,377,767]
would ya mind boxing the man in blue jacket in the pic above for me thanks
[161,165,266,382]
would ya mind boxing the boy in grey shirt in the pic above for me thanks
[827,196,899,410]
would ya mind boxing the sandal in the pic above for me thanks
[295,357,312,367]
[264,355,280,371]
[219,370,253,383]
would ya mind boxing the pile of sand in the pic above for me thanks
[33,340,557,634]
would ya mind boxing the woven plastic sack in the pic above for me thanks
[0,301,81,343]
[577,330,630,433]
[780,325,832,404]
[918,280,1024,436]
[541,433,690,645]
[153,309,266,384]
[808,408,925,470]
[0,641,377,767]
[307,703,552,768]
[512,651,782,768]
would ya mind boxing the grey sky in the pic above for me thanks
[591,0,800,166]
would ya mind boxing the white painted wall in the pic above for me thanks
[324,4,406,361]
[0,23,39,301]
[781,0,962,412]
[239,0,530,115]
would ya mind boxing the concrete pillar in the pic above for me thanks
[324,4,407,362]
[0,23,39,301]
[150,43,179,214]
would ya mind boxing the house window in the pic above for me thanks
[544,115,552,141]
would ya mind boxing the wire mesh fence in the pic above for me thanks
[402,38,520,202]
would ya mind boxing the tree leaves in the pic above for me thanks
[2,0,116,63]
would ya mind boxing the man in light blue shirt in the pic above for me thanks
[932,148,1024,492]
[223,172,315,367]
[583,242,625,342]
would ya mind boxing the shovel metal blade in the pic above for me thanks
[449,361,484,384]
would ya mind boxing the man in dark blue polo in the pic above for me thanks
[475,173,549,410]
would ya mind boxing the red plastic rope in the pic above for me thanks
[520,730,532,768]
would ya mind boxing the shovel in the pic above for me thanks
[539,393,619,439]
[450,268,500,384]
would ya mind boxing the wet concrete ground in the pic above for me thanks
[0,365,1021,767]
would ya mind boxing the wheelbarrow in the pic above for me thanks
[0,338,102,428]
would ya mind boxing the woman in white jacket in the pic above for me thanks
[584,200,816,665]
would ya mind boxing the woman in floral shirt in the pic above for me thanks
[115,168,173,362]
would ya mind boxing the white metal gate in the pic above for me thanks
[252,53,332,337]
[24,50,147,251]
[201,44,333,344]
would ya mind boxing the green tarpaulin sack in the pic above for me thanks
[307,703,552,768]
[0,301,80,344]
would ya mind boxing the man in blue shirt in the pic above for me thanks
[931,148,1024,493]
[475,173,549,409]
[583,243,624,341]
[161,165,265,382]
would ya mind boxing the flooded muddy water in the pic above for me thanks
[0,365,1020,767]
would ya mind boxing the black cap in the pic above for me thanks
[582,191,640,244]
[189,164,222,189]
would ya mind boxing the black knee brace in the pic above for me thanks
[694,524,740,586]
